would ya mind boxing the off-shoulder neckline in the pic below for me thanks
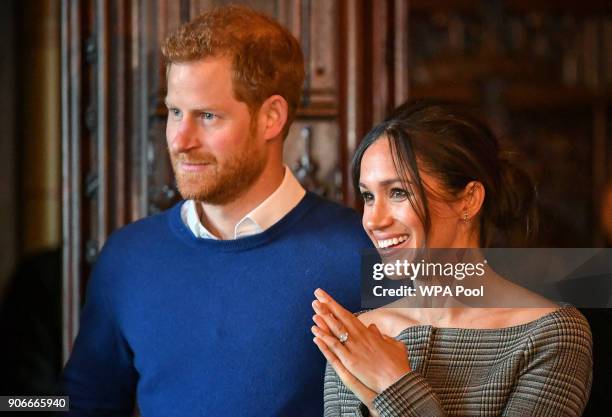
[356,304,579,339]
[393,305,579,339]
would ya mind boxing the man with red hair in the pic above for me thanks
[63,6,371,417]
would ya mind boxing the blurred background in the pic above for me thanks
[0,0,610,415]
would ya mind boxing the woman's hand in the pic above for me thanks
[311,288,411,396]
[314,334,380,415]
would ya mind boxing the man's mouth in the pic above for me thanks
[178,162,213,173]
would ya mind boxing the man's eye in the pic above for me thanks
[201,112,215,120]
[390,188,409,200]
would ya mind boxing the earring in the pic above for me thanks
[462,210,470,224]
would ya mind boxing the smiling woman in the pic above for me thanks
[312,101,593,417]
[352,100,538,249]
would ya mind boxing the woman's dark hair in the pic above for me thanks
[351,99,538,247]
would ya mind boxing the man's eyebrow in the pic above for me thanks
[163,99,217,112]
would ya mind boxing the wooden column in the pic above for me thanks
[61,0,84,362]
[338,0,371,206]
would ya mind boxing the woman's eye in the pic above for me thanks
[360,191,374,204]
[390,188,409,200]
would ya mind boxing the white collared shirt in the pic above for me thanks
[180,166,306,239]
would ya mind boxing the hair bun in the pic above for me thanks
[489,154,538,242]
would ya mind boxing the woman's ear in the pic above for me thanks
[461,181,485,222]
[258,95,289,141]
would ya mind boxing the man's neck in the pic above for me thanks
[199,163,285,239]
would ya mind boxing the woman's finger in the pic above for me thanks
[313,301,349,341]
[314,288,353,320]
[368,323,383,339]
[311,324,351,358]
[312,314,331,334]
[313,337,351,379]
[314,288,365,334]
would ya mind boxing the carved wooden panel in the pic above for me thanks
[61,0,183,356]
[284,121,343,200]
[190,0,277,18]
[300,0,339,112]
[62,0,87,359]
[140,0,185,216]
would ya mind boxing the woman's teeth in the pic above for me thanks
[377,235,409,249]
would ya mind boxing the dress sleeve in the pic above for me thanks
[324,362,342,417]
[324,310,381,417]
[501,309,593,417]
[372,371,448,417]
[324,362,377,417]
[62,247,138,416]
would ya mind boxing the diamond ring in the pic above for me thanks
[338,332,349,344]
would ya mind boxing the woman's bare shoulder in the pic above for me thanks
[357,307,419,337]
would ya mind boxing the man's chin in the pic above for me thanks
[177,184,240,206]
[175,180,211,201]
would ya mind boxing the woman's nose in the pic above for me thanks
[364,199,393,230]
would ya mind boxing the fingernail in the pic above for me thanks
[312,300,321,309]
[314,288,329,301]
[311,326,320,335]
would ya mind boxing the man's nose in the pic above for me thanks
[169,118,200,153]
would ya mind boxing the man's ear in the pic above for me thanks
[258,95,289,141]
[462,181,485,220]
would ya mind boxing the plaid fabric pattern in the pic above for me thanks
[323,307,593,417]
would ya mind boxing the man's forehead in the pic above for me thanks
[168,59,234,89]
[167,56,232,76]
[164,93,222,109]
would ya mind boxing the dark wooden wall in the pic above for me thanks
[61,0,611,358]
[0,0,17,294]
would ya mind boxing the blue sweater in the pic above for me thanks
[63,193,372,416]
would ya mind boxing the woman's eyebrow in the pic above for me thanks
[359,178,410,188]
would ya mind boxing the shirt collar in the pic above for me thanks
[181,166,306,240]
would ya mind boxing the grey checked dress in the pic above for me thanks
[323,306,592,417]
